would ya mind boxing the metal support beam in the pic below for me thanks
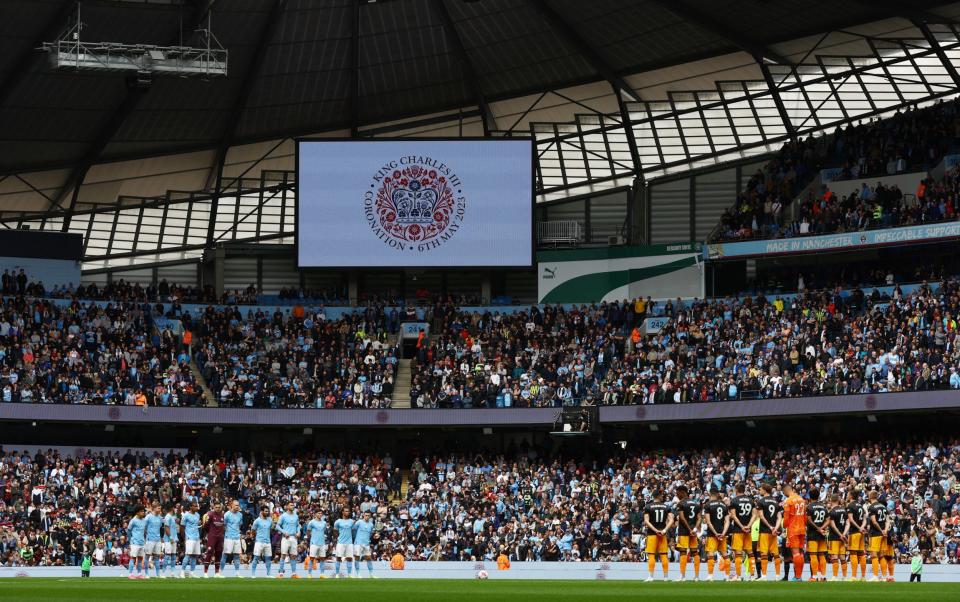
[432,0,496,136]
[648,0,791,65]
[529,0,643,178]
[914,20,960,88]
[54,0,220,223]
[0,0,75,108]
[615,92,644,182]
[529,0,642,101]
[350,1,361,137]
[758,60,798,142]
[542,35,960,148]
[205,0,286,246]
[60,85,149,231]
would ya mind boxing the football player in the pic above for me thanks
[643,489,674,582]
[703,488,729,581]
[674,485,701,582]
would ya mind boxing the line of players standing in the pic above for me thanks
[642,481,898,582]
[123,500,377,579]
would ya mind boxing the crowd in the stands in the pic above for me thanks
[1,438,958,567]
[411,277,960,407]
[0,294,202,406]
[714,98,960,242]
[741,254,958,297]
[8,266,960,408]
[44,280,348,307]
[189,305,399,409]
[782,165,960,239]
[38,278,483,309]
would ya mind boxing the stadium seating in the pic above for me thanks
[6,1,960,589]
[746,254,956,297]
[5,272,960,408]
[410,279,960,407]
[191,306,399,409]
[1,439,956,567]
[0,296,201,406]
[713,99,960,242]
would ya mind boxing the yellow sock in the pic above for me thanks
[707,558,715,576]
[761,558,768,577]
[694,555,701,578]
[871,557,879,578]
[775,556,782,575]
[841,559,848,578]
[680,553,688,577]
[735,555,742,578]
[832,560,839,578]
[810,554,819,578]
[819,555,827,578]
[661,556,669,577]
[860,555,866,577]
[648,556,656,576]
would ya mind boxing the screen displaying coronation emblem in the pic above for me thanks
[297,139,532,268]
[366,161,466,252]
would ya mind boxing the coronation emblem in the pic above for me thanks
[364,158,466,252]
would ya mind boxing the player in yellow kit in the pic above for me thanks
[805,488,829,582]
[847,489,867,580]
[674,485,701,582]
[866,490,894,582]
[703,488,729,581]
[643,489,674,582]
[729,482,758,581]
[756,483,783,580]
[827,494,849,581]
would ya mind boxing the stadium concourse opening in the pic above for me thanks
[4,0,960,595]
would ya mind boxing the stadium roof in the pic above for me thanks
[1,0,957,175]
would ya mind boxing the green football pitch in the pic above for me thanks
[0,578,954,602]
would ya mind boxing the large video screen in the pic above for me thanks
[297,139,533,267]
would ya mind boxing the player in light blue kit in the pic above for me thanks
[333,507,356,578]
[277,502,301,578]
[304,510,328,579]
[353,510,376,578]
[249,506,275,578]
[162,503,180,578]
[127,505,148,579]
[219,500,245,578]
[179,501,202,578]
[144,502,165,579]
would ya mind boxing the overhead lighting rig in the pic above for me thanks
[41,1,228,83]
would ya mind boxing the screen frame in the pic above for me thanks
[294,137,536,270]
